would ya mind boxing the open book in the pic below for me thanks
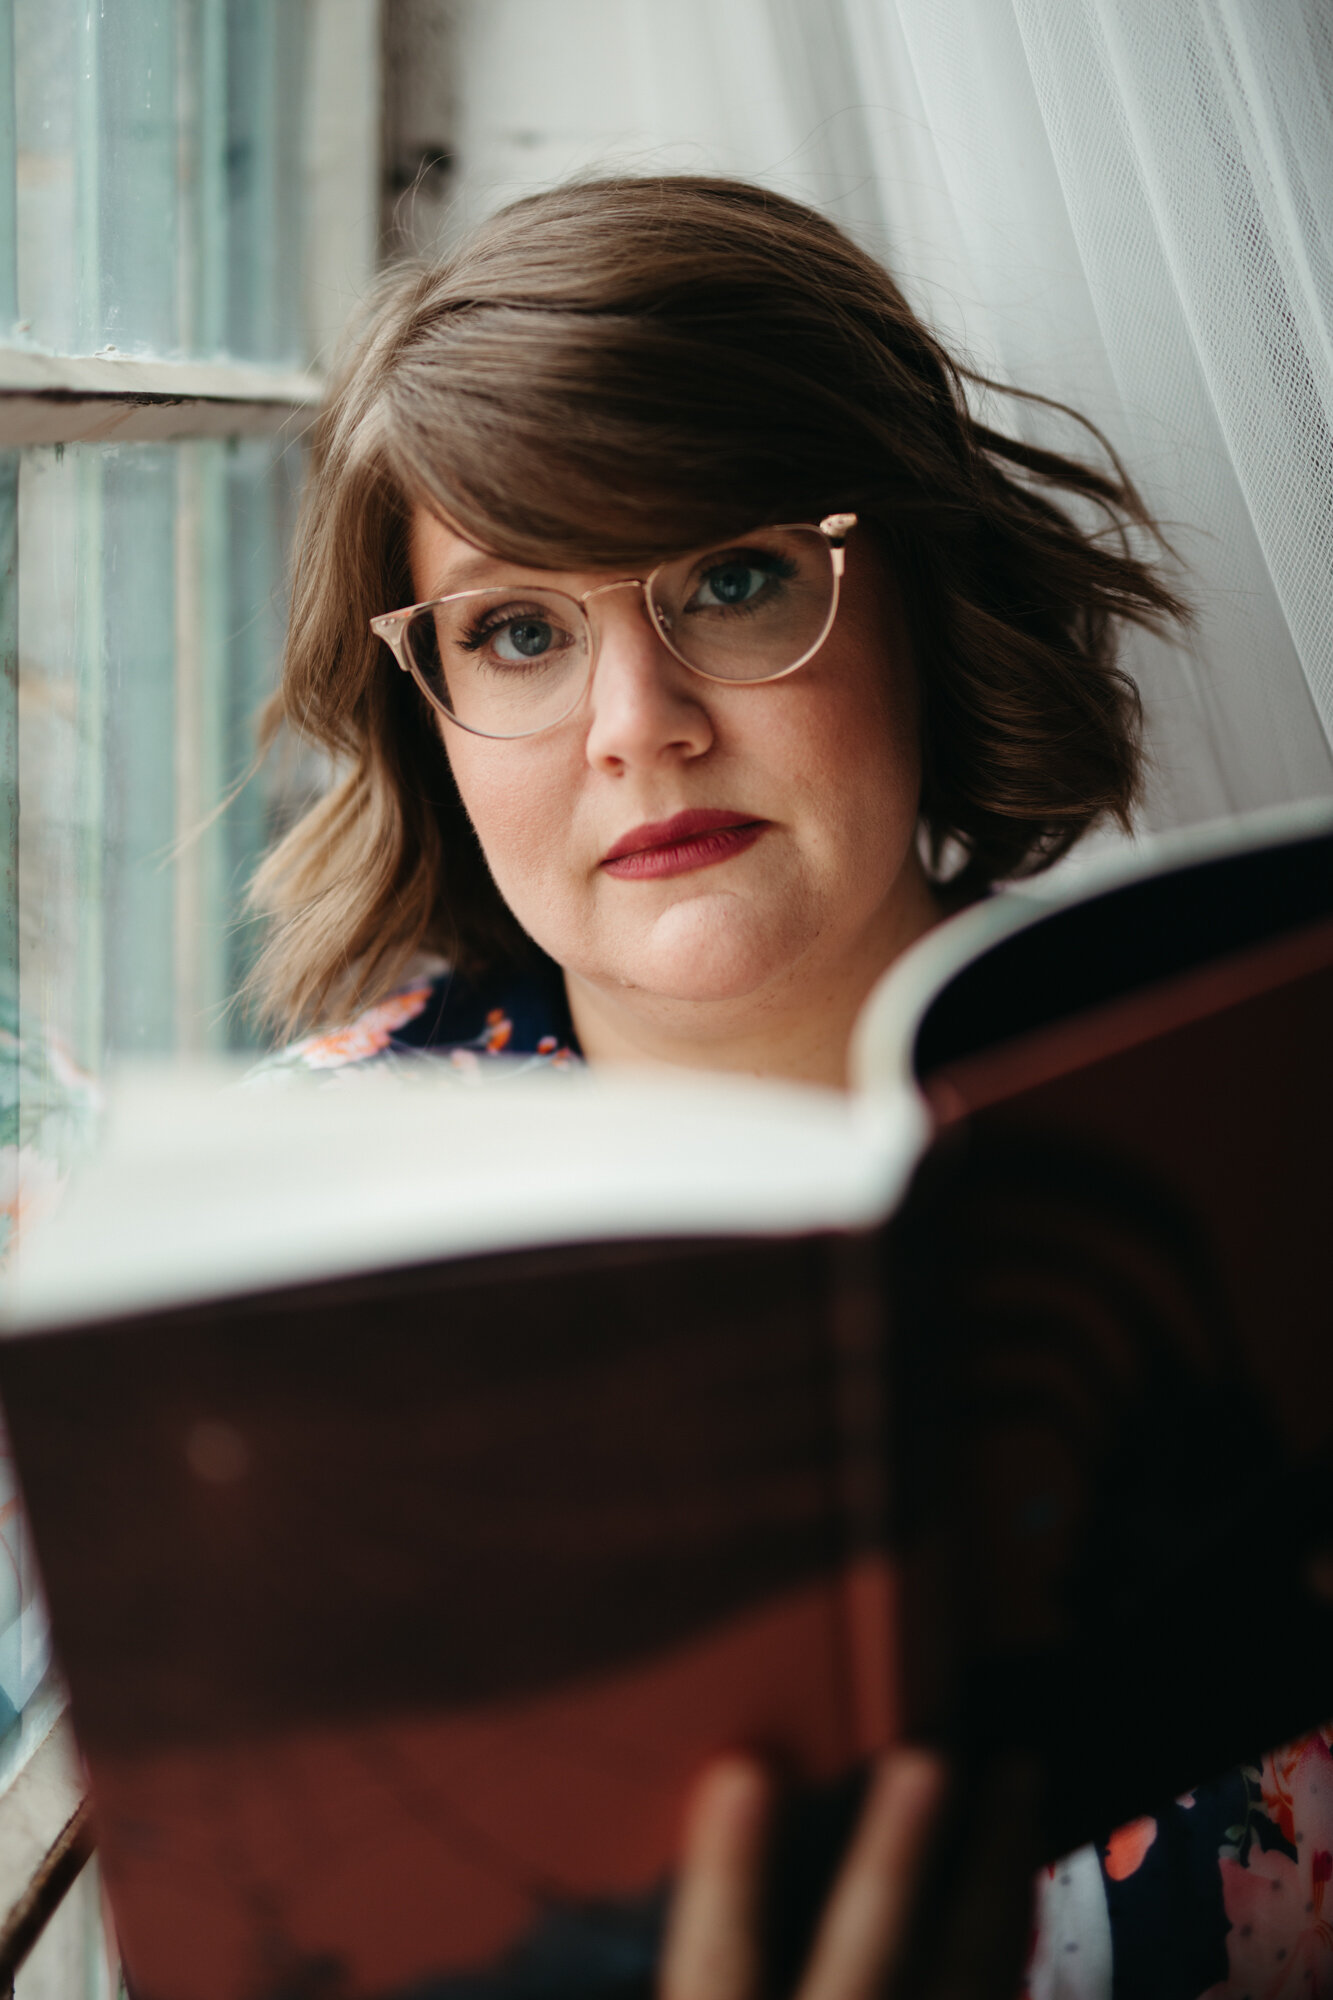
[3,802,1333,2000]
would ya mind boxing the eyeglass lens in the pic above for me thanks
[403,525,836,738]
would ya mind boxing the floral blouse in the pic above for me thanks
[264,963,1333,2000]
[251,954,582,1085]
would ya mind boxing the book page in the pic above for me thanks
[6,1064,927,1333]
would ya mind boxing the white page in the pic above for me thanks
[4,1065,928,1334]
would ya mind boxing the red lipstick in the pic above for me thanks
[600,808,768,881]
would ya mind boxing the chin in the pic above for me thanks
[611,897,802,1007]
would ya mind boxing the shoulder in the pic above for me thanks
[251,955,580,1084]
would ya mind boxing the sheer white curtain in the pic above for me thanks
[441,0,1333,835]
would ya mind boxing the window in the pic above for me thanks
[0,2,379,1984]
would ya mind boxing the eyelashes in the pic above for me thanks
[457,605,552,653]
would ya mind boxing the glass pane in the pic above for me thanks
[220,2,305,365]
[11,0,78,354]
[219,435,307,1010]
[10,0,306,361]
[0,1438,59,1791]
[91,1,179,356]
[1,430,299,1831]
[14,434,297,1168]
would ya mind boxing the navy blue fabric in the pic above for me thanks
[389,956,579,1060]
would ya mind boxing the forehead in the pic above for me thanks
[408,507,628,601]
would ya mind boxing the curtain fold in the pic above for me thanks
[1004,0,1333,814]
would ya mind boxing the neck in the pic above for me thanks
[563,862,944,1090]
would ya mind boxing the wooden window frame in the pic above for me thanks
[0,349,321,449]
[0,0,382,1980]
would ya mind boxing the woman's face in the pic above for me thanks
[409,509,933,1048]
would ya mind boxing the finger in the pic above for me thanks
[659,1754,780,2000]
[798,1748,950,2000]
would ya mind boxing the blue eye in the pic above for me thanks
[687,549,798,615]
[459,606,576,669]
[700,560,764,606]
[496,618,555,660]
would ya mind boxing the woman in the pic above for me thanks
[252,178,1319,1998]
[253,176,1164,1082]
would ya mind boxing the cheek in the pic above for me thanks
[443,732,578,904]
[769,643,921,854]
[835,605,922,838]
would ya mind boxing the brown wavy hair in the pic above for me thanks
[250,174,1189,1036]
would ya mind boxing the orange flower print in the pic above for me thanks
[296,986,433,1069]
[1104,1816,1158,1881]
[1202,1732,1333,1998]
[482,1009,513,1054]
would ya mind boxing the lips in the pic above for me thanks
[600,808,769,882]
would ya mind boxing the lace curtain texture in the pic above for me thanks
[437,0,1333,841]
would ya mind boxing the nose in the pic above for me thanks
[582,582,714,775]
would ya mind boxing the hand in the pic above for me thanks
[658,1748,1038,2000]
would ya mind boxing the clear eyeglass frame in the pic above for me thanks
[369,512,859,740]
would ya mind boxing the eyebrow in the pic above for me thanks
[419,551,558,601]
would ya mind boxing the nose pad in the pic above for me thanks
[581,577,650,622]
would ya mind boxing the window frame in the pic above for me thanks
[0,347,321,449]
[0,0,382,1981]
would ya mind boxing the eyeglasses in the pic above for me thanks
[370,513,858,740]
